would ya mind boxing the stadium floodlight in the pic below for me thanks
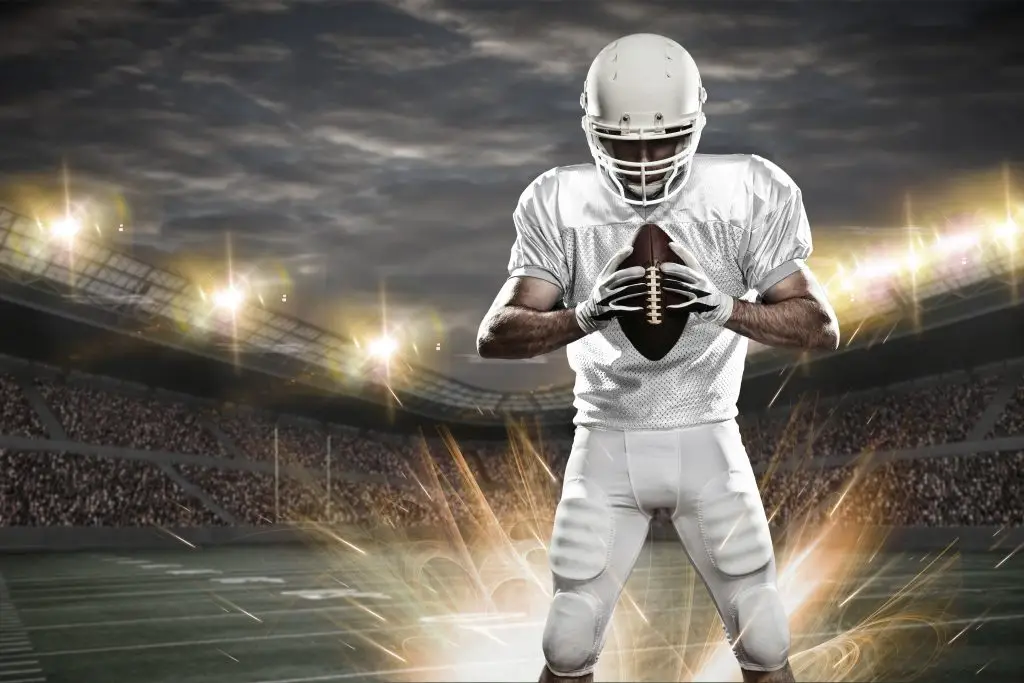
[212,285,244,314]
[903,250,922,274]
[934,232,980,255]
[993,219,1018,243]
[49,215,81,241]
[368,335,398,361]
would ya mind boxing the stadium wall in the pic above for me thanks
[4,433,1023,485]
[1,522,1020,555]
[4,424,1023,555]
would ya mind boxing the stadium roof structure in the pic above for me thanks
[0,205,1021,425]
[0,206,572,423]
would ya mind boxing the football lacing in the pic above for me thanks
[645,264,661,325]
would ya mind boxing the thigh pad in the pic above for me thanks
[698,472,773,576]
[548,479,614,583]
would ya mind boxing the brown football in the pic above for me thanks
[617,223,692,361]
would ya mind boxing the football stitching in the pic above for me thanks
[645,264,662,325]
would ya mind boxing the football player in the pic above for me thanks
[476,33,839,683]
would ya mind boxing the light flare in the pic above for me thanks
[369,335,399,360]
[284,422,963,682]
[49,214,82,241]
[212,284,245,313]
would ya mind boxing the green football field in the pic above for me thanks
[0,541,1020,682]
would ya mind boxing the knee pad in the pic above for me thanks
[548,480,614,583]
[699,472,773,576]
[542,592,601,676]
[731,584,790,671]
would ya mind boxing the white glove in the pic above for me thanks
[575,246,646,334]
[659,242,734,326]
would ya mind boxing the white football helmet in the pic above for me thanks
[581,34,707,207]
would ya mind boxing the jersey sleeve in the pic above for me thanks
[740,159,813,298]
[507,172,569,292]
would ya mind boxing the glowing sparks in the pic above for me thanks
[386,383,404,406]
[828,475,859,517]
[357,633,408,663]
[319,528,368,556]
[291,425,962,683]
[838,581,872,608]
[621,590,650,625]
[946,624,970,645]
[155,525,197,549]
[211,594,263,623]
[994,542,1022,569]
[354,603,388,623]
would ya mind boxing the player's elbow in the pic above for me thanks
[819,323,840,351]
[814,313,840,351]
[476,329,498,358]
[476,308,531,359]
[797,295,839,351]
[476,331,517,359]
[476,314,504,359]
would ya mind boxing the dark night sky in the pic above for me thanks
[0,1,1021,390]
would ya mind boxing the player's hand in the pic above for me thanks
[660,242,734,326]
[575,246,646,334]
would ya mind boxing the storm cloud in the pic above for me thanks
[0,0,1020,389]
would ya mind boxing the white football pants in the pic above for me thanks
[541,421,790,677]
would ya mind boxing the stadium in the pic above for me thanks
[0,189,1023,683]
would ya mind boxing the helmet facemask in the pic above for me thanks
[582,106,705,208]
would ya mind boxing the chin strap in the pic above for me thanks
[623,149,691,203]
[626,179,666,198]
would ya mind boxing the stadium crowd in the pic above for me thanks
[1,370,1022,529]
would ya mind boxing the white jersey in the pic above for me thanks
[507,154,813,430]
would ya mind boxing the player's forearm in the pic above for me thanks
[477,306,585,359]
[724,296,839,350]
